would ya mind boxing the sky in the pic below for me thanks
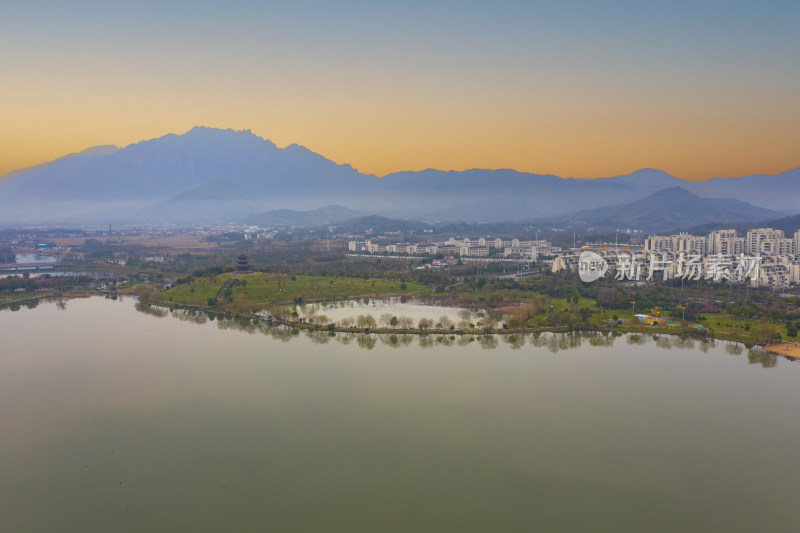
[2,0,799,180]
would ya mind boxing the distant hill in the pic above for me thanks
[685,213,800,237]
[689,168,800,213]
[332,215,433,235]
[535,187,782,233]
[0,126,797,224]
[243,206,367,227]
[0,144,119,185]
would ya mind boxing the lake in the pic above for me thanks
[1,297,798,532]
[295,297,487,327]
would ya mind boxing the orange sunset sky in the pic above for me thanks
[2,0,798,181]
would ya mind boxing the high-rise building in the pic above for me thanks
[707,230,743,254]
[746,228,785,254]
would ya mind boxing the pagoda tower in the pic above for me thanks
[236,254,250,273]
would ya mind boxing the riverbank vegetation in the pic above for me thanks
[136,263,799,347]
[3,238,797,348]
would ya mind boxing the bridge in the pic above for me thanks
[0,262,57,272]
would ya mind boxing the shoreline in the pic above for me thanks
[4,291,790,359]
[138,295,775,350]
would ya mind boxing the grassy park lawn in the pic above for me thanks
[700,312,789,341]
[162,272,428,309]
[161,273,233,306]
[548,295,602,311]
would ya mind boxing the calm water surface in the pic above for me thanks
[296,297,481,324]
[1,297,798,532]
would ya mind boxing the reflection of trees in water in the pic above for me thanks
[698,338,715,353]
[216,317,260,334]
[436,335,456,347]
[135,302,168,318]
[530,332,548,348]
[547,334,560,352]
[654,335,673,350]
[269,327,296,342]
[380,334,401,348]
[55,298,67,311]
[748,348,777,368]
[725,343,743,356]
[587,332,615,347]
[208,315,303,343]
[2,298,39,312]
[479,335,498,350]
[545,334,571,353]
[337,333,355,345]
[356,335,376,350]
[134,305,772,366]
[503,334,526,350]
[558,334,570,351]
[457,336,475,346]
[170,309,208,325]
[673,336,695,350]
[567,333,582,349]
[627,334,646,345]
[305,330,332,345]
[418,335,435,349]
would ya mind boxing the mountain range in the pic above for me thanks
[533,187,781,232]
[0,126,797,226]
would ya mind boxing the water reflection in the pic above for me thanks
[356,334,376,350]
[380,334,414,348]
[503,334,526,349]
[0,298,39,312]
[130,302,781,368]
[135,302,168,318]
[4,296,799,533]
[748,347,777,368]
[296,297,481,328]
[725,343,743,356]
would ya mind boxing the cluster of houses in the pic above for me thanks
[553,228,800,288]
[348,237,560,261]
[243,226,277,240]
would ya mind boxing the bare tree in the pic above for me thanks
[438,315,454,330]
[357,314,376,328]
[481,317,498,331]
[379,313,394,328]
[398,316,414,329]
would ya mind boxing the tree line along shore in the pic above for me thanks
[131,269,797,347]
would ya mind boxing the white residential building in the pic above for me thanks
[746,228,785,254]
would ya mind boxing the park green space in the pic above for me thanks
[151,273,796,345]
[161,272,428,310]
[161,272,233,305]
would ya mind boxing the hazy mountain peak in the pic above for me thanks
[0,127,797,224]
[185,125,254,137]
[71,145,120,157]
[536,186,781,232]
